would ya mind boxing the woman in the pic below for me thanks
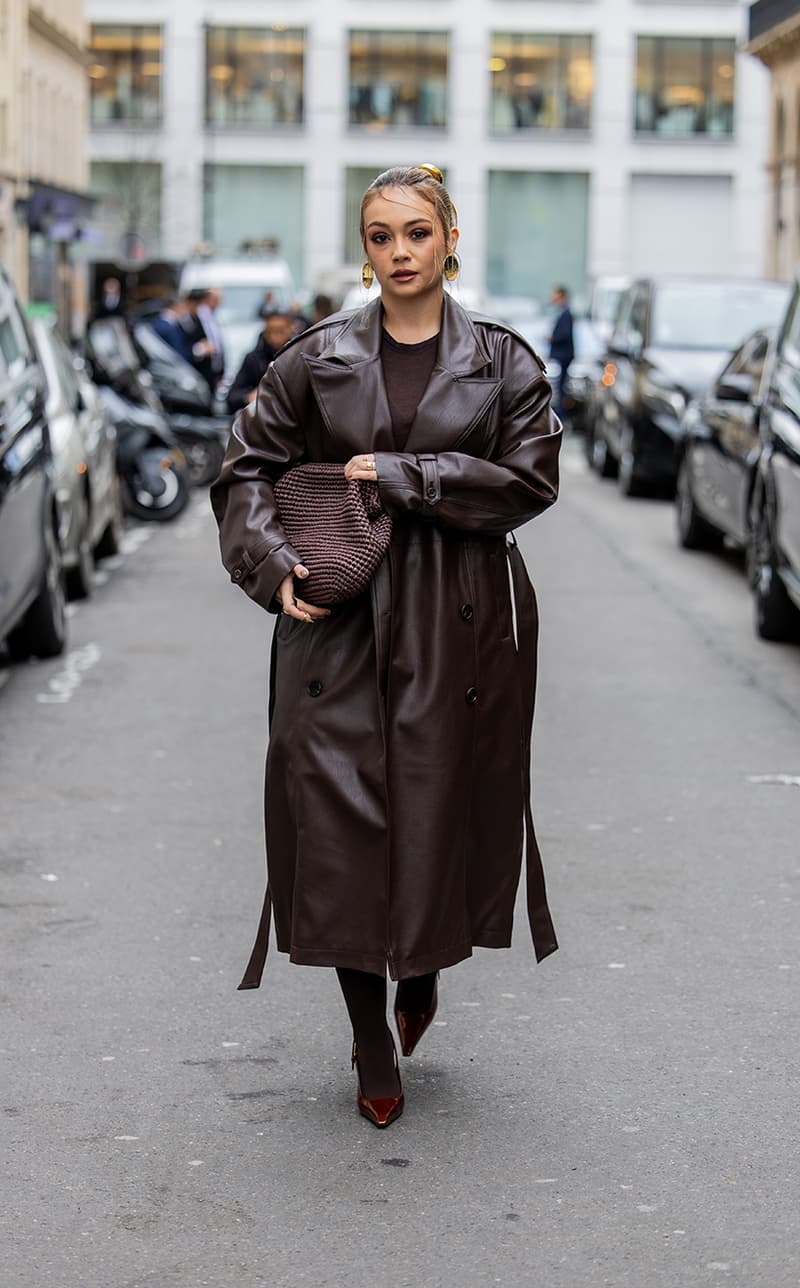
[211,165,562,1128]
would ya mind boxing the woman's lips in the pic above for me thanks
[391,271,417,281]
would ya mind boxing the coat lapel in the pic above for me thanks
[302,295,503,456]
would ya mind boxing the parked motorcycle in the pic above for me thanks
[86,318,190,523]
[133,323,230,488]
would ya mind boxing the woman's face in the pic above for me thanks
[363,188,458,303]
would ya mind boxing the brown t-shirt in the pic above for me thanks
[381,329,439,452]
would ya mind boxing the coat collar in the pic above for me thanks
[302,295,502,455]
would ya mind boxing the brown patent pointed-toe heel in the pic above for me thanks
[394,974,439,1058]
[352,1038,404,1129]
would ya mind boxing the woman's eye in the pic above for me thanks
[411,229,430,240]
[370,233,389,245]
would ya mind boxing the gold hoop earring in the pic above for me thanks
[361,261,374,290]
[443,253,460,283]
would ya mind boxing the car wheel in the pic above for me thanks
[676,458,722,551]
[7,520,67,660]
[180,434,226,489]
[592,431,617,479]
[618,428,645,497]
[65,493,94,600]
[94,475,124,560]
[751,496,799,642]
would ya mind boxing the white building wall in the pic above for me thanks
[87,0,771,296]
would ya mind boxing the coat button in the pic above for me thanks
[426,484,437,498]
[460,603,474,622]
[233,568,243,580]
[307,680,323,697]
[466,686,478,704]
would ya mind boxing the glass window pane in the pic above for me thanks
[89,162,162,257]
[205,27,304,126]
[89,25,162,125]
[635,36,735,138]
[203,165,305,286]
[490,33,593,132]
[487,170,589,305]
[349,31,448,128]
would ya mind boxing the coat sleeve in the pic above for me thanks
[374,355,561,537]
[210,355,306,613]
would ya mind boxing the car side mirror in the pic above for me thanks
[716,372,754,403]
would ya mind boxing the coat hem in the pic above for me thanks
[283,933,516,980]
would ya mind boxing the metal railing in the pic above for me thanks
[749,0,800,43]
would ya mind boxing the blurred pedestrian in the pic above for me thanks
[211,163,561,1129]
[151,297,193,363]
[225,311,295,413]
[310,293,336,325]
[198,287,226,389]
[548,285,575,423]
[181,289,220,391]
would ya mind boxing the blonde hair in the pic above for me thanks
[360,164,457,257]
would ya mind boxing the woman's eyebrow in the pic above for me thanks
[367,218,434,230]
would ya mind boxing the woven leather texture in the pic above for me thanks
[274,462,393,606]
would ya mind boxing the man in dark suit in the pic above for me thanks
[548,285,575,423]
[225,312,295,413]
[180,289,219,391]
[151,298,193,363]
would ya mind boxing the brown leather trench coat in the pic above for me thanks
[210,294,562,986]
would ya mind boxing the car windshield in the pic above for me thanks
[651,283,789,350]
[214,283,290,325]
[594,287,626,325]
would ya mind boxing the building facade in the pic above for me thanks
[0,0,91,322]
[87,0,770,303]
[748,0,800,280]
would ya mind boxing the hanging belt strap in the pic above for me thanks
[238,886,272,990]
[507,536,558,963]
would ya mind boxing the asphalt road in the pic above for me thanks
[1,442,798,1288]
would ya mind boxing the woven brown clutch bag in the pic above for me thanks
[273,462,393,606]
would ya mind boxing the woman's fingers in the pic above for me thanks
[344,454,379,481]
[295,598,331,621]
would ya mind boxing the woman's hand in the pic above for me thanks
[276,565,331,623]
[344,453,379,482]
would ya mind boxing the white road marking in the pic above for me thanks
[748,773,800,788]
[36,642,102,705]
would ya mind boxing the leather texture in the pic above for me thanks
[211,294,563,987]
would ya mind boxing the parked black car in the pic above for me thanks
[0,265,66,659]
[749,284,800,641]
[675,328,773,553]
[587,276,789,496]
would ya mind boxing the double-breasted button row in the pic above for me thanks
[307,680,323,697]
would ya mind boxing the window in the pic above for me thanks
[635,37,735,138]
[88,25,162,125]
[490,33,593,132]
[203,165,305,284]
[349,31,448,128]
[487,171,589,303]
[205,27,304,126]
[90,162,162,258]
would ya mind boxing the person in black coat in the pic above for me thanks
[181,290,219,391]
[548,285,575,423]
[225,312,295,413]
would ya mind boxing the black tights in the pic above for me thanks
[336,968,437,1098]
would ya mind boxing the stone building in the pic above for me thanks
[748,0,800,280]
[87,1,770,302]
[0,0,91,325]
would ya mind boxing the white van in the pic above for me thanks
[179,256,295,387]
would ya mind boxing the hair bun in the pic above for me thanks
[417,163,444,184]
